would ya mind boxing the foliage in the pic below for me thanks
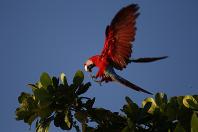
[15,70,198,132]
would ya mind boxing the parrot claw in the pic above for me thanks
[94,79,102,86]
[90,74,102,86]
[90,74,96,79]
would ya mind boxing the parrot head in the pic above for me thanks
[84,55,100,72]
[84,59,95,72]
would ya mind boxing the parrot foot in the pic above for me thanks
[94,79,102,86]
[90,74,102,86]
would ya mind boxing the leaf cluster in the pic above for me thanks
[15,71,198,132]
[16,71,92,131]
[121,93,198,132]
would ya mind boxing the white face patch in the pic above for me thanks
[84,65,88,72]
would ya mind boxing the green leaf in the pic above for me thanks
[125,96,133,105]
[142,97,157,114]
[142,102,152,113]
[122,97,139,119]
[73,70,84,86]
[76,82,91,95]
[36,82,43,88]
[127,118,134,130]
[33,88,51,107]
[40,72,52,88]
[183,95,198,110]
[47,85,55,95]
[27,113,38,125]
[60,73,68,86]
[123,96,139,117]
[166,97,179,120]
[16,92,38,124]
[15,107,28,121]
[177,96,184,106]
[174,123,185,132]
[85,98,95,109]
[54,111,72,130]
[191,112,198,132]
[125,96,139,110]
[36,120,51,132]
[54,113,61,127]
[64,111,72,130]
[155,92,167,106]
[193,95,198,101]
[52,76,59,88]
[18,92,32,104]
[38,107,53,119]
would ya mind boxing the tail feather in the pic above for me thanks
[112,74,153,95]
[130,56,168,63]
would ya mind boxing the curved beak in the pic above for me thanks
[84,64,95,72]
[85,65,89,72]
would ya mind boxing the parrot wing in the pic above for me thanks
[101,4,139,70]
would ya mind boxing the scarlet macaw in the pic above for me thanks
[84,4,167,95]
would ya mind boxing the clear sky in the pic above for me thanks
[1,0,198,131]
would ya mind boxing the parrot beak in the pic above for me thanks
[84,64,95,72]
[84,65,89,72]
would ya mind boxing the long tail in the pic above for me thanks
[130,56,168,63]
[110,73,153,95]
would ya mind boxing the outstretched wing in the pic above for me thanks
[101,4,139,70]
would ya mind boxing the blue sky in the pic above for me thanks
[1,0,198,131]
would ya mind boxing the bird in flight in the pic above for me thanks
[84,4,167,95]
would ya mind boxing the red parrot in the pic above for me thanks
[84,4,167,95]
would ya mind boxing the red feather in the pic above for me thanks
[85,4,167,94]
[89,4,139,77]
[101,4,139,70]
